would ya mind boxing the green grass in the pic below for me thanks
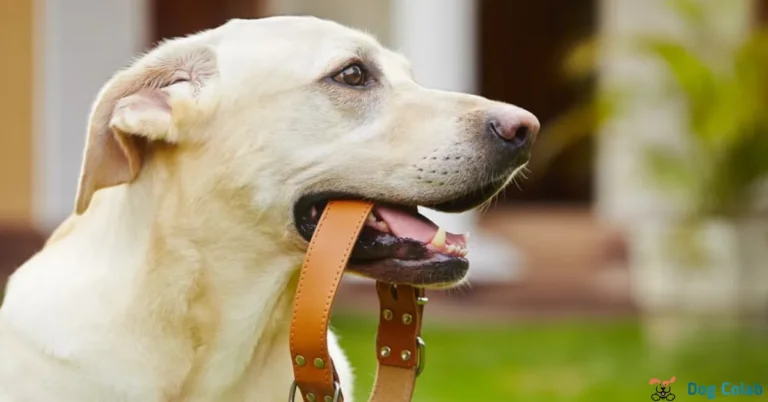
[2,287,765,401]
[332,315,768,402]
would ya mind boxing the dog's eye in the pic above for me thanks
[332,64,368,87]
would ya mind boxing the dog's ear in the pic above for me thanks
[649,378,660,385]
[74,43,217,215]
[667,376,676,384]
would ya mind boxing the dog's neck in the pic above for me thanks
[123,149,307,396]
[5,147,305,398]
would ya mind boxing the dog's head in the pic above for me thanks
[74,16,539,288]
[650,377,675,393]
[661,377,675,391]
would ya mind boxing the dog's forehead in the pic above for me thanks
[379,49,413,82]
[217,17,379,62]
[211,17,410,83]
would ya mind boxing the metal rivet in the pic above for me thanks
[402,313,413,325]
[324,396,333,402]
[382,309,393,320]
[306,393,316,402]
[416,297,429,305]
[401,350,412,361]
[314,358,325,369]
[379,346,391,358]
[295,355,306,366]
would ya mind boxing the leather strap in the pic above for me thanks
[289,200,426,402]
[371,282,425,402]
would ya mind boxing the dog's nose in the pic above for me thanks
[486,107,540,149]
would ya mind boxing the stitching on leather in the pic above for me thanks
[293,225,423,401]
[290,201,371,399]
[320,202,369,390]
[317,203,341,389]
[288,203,335,401]
[289,200,332,371]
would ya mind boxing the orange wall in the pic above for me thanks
[0,0,33,224]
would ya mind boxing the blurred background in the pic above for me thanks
[1,0,768,400]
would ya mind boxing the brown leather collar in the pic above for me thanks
[289,200,427,402]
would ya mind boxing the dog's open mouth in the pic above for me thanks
[294,195,481,288]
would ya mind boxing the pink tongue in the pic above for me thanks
[374,206,465,246]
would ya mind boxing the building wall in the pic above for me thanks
[0,0,34,225]
[267,0,391,46]
[34,0,148,230]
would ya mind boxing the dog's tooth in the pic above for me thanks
[366,212,377,222]
[379,221,390,232]
[431,228,446,249]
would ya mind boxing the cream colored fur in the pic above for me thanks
[0,16,535,402]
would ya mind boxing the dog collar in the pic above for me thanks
[289,200,426,402]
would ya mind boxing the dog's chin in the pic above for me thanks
[347,254,469,289]
[292,173,513,289]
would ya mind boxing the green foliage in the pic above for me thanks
[539,0,768,219]
[638,0,768,218]
[531,35,627,175]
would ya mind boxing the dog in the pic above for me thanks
[0,16,538,401]
[650,377,676,401]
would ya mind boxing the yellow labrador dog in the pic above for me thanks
[0,16,538,402]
